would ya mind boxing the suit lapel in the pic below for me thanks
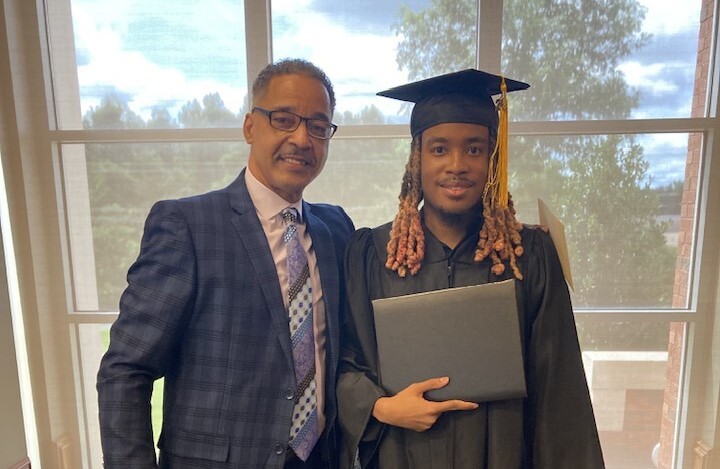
[227,171,294,370]
[303,202,340,377]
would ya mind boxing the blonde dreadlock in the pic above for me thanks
[386,76,524,280]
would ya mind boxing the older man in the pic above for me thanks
[98,58,354,469]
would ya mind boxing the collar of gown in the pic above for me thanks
[419,213,484,266]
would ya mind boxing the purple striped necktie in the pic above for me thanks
[282,208,319,461]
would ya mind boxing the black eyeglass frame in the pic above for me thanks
[252,106,338,140]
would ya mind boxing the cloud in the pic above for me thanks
[620,62,678,91]
[637,0,702,35]
[619,59,693,118]
[620,24,699,119]
[270,2,411,117]
[73,0,413,120]
[637,133,691,186]
[73,0,247,119]
[305,0,430,34]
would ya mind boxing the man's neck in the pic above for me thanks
[422,210,475,250]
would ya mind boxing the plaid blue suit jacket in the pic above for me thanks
[97,170,354,468]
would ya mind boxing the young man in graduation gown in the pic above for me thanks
[336,70,605,469]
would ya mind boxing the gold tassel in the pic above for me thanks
[484,76,509,210]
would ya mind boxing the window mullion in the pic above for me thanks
[477,0,503,73]
[244,0,272,107]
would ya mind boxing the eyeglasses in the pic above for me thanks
[252,107,338,140]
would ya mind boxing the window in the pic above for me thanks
[1,0,718,467]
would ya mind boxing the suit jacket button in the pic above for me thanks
[285,388,294,400]
[275,443,284,455]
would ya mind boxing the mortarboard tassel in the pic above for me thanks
[485,76,509,210]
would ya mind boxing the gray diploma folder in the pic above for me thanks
[372,279,527,402]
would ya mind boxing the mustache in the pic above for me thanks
[437,177,474,187]
[276,145,314,160]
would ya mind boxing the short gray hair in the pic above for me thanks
[251,58,336,113]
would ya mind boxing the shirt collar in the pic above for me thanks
[245,168,304,222]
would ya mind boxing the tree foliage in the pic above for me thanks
[83,93,146,129]
[394,1,476,76]
[394,0,648,120]
[502,0,648,120]
[320,105,409,226]
[178,92,243,127]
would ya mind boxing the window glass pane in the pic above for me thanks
[271,0,477,125]
[577,321,677,468]
[501,0,703,120]
[508,133,696,308]
[66,0,248,129]
[306,138,409,228]
[72,142,248,310]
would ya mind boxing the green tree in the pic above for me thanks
[335,104,387,125]
[395,0,647,119]
[393,0,675,321]
[83,93,146,129]
[395,1,476,75]
[147,106,178,128]
[178,92,244,127]
[562,135,674,308]
[308,105,408,228]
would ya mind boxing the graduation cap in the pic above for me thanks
[378,69,530,210]
[377,69,529,138]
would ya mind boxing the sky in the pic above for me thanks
[71,0,703,187]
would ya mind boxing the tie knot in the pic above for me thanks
[282,208,298,224]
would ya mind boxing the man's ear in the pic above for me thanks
[243,113,254,143]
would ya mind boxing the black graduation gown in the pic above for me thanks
[337,221,605,469]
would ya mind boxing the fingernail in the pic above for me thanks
[441,377,449,384]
